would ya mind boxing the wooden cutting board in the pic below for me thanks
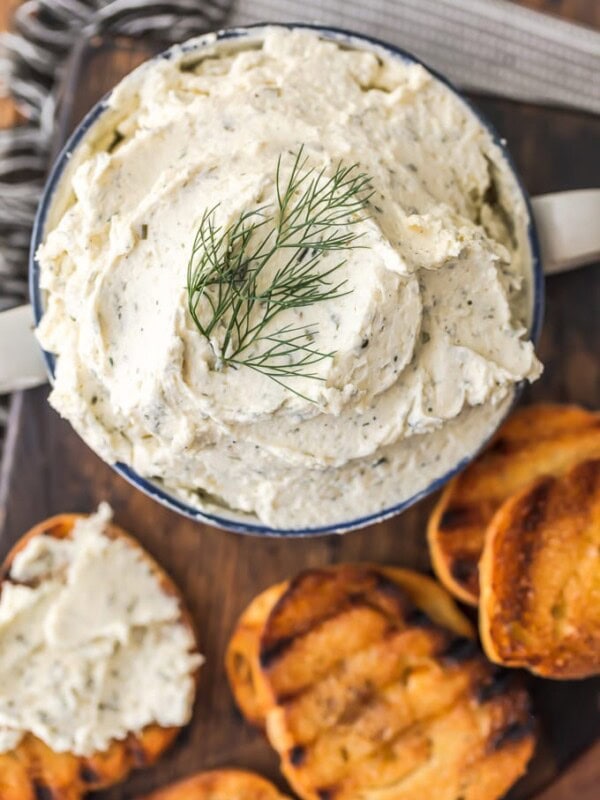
[0,4,599,799]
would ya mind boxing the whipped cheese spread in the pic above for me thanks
[0,504,201,755]
[36,28,541,528]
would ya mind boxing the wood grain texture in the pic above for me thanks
[0,2,599,799]
[0,0,22,129]
[532,742,600,800]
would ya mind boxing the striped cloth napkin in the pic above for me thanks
[232,0,600,115]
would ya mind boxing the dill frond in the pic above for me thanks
[186,146,373,396]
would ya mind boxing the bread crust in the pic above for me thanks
[479,460,600,679]
[139,769,290,799]
[428,404,600,605]
[226,581,289,728]
[227,564,534,800]
[0,513,200,799]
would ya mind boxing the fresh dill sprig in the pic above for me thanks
[186,146,373,394]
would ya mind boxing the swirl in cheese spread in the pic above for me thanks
[36,29,541,528]
[0,504,201,756]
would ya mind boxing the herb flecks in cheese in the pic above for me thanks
[36,29,541,527]
[0,504,201,756]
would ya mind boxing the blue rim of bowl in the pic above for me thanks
[29,22,545,537]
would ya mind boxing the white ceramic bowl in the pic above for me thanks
[29,24,544,536]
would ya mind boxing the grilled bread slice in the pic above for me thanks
[0,513,200,800]
[480,459,600,679]
[428,404,600,605]
[227,564,535,800]
[225,567,473,730]
[140,769,290,799]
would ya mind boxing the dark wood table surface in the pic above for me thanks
[0,1,598,798]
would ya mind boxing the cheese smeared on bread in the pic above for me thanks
[0,504,202,756]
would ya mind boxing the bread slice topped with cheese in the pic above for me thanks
[480,459,600,679]
[226,564,535,800]
[140,769,290,799]
[428,404,600,605]
[0,505,202,800]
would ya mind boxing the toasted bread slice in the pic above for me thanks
[0,513,200,800]
[140,769,290,799]
[225,567,472,730]
[480,459,600,678]
[227,564,534,800]
[428,404,600,605]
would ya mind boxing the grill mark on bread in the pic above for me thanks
[33,783,55,800]
[501,478,552,625]
[475,668,515,704]
[372,570,414,607]
[79,763,101,784]
[439,505,480,531]
[404,606,436,628]
[488,719,535,753]
[317,788,334,800]
[440,636,480,665]
[335,680,377,726]
[519,478,552,534]
[266,567,411,631]
[572,458,600,499]
[486,436,513,456]
[449,555,478,586]
[260,634,297,670]
[288,744,306,766]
